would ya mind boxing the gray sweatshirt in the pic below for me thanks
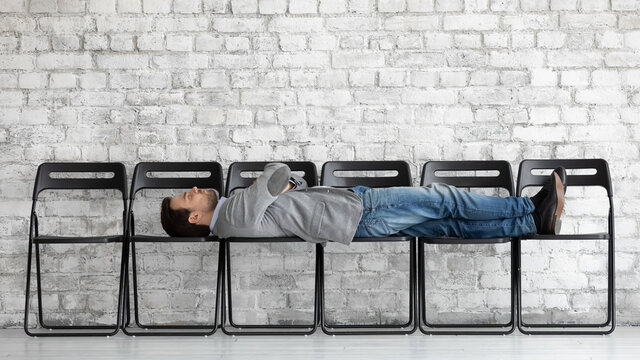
[211,163,363,245]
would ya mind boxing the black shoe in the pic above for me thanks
[531,167,566,235]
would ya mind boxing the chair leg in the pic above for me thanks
[121,240,220,336]
[24,241,121,337]
[320,240,417,335]
[517,239,615,335]
[220,241,318,336]
[418,241,515,335]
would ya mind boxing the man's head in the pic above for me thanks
[160,187,218,237]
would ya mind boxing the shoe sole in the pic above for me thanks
[551,172,565,234]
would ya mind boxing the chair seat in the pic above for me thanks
[518,233,609,241]
[130,235,219,243]
[352,235,414,243]
[420,236,512,244]
[34,235,124,244]
[225,236,308,243]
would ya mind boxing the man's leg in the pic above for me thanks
[400,216,536,238]
[351,184,535,238]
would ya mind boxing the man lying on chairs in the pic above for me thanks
[160,163,566,241]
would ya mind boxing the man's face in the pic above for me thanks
[170,187,217,215]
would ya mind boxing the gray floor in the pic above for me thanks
[3,327,640,359]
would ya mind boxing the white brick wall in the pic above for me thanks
[1,0,639,329]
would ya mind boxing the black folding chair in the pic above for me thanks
[221,161,320,336]
[121,162,224,336]
[24,162,127,337]
[419,160,516,335]
[319,161,416,335]
[516,159,615,335]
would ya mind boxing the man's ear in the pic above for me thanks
[188,212,200,224]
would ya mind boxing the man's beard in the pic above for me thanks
[206,189,218,211]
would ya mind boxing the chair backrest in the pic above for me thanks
[321,161,411,187]
[226,161,318,196]
[516,159,612,197]
[421,160,514,196]
[33,162,127,200]
[130,162,224,197]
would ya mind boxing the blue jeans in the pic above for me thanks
[350,184,537,239]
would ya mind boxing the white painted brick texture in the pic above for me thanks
[1,0,639,328]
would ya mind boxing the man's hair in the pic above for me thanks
[160,197,211,237]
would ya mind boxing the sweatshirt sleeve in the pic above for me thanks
[225,162,291,226]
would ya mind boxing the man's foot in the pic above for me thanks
[531,167,566,235]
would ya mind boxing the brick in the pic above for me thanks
[196,108,225,125]
[531,68,557,86]
[274,53,329,68]
[39,17,94,33]
[332,52,384,68]
[201,71,227,88]
[0,55,33,70]
[155,17,209,31]
[20,35,49,52]
[226,37,250,51]
[503,14,556,30]
[379,0,406,12]
[174,0,202,13]
[0,74,17,88]
[137,33,164,51]
[0,17,36,32]
[548,51,602,67]
[513,126,567,142]
[326,17,378,31]
[203,0,227,12]
[518,88,571,105]
[19,73,47,89]
[152,54,208,69]
[298,90,351,106]
[259,0,287,13]
[212,18,266,33]
[538,31,566,49]
[289,0,318,13]
[89,0,116,13]
[560,70,589,86]
[166,35,192,52]
[110,34,134,51]
[30,0,57,12]
[560,14,617,29]
[385,16,438,31]
[213,54,269,69]
[461,88,514,105]
[606,52,640,67]
[231,0,258,13]
[529,107,560,124]
[195,34,224,51]
[84,34,109,50]
[143,0,171,13]
[0,0,25,12]
[241,89,296,106]
[576,89,628,105]
[490,50,544,68]
[37,54,92,70]
[232,127,285,143]
[592,70,620,87]
[118,0,142,12]
[97,54,148,69]
[455,33,482,49]
[268,17,324,32]
[96,17,153,32]
[139,72,169,89]
[227,109,253,125]
[402,89,457,104]
[444,15,498,30]
[319,0,347,13]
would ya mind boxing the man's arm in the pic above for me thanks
[226,163,291,226]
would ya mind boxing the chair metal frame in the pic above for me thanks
[516,159,615,335]
[418,160,516,335]
[121,162,224,336]
[319,161,417,335]
[220,161,320,336]
[24,162,128,337]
